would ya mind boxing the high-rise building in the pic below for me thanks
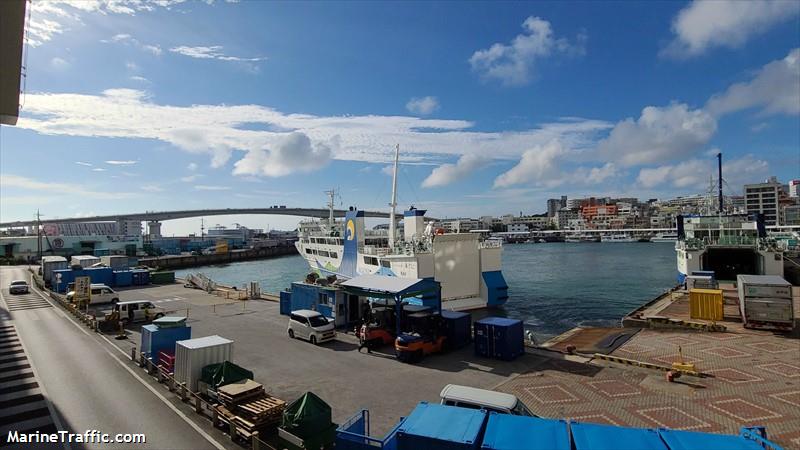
[546,196,567,217]
[744,177,782,226]
[789,179,799,198]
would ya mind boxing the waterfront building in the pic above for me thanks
[116,219,143,236]
[555,208,579,230]
[42,222,117,236]
[440,218,481,233]
[784,205,800,226]
[507,223,529,233]
[745,177,782,226]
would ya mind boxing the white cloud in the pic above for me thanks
[170,46,265,62]
[17,89,611,176]
[104,33,163,55]
[706,48,800,117]
[664,0,800,57]
[50,57,69,69]
[91,168,106,172]
[422,154,488,188]
[180,174,202,182]
[637,154,768,190]
[26,1,190,47]
[105,160,137,165]
[596,103,717,167]
[573,163,618,184]
[187,162,198,171]
[125,61,139,71]
[194,185,231,191]
[140,184,164,192]
[130,76,150,83]
[469,16,585,86]
[232,132,331,177]
[75,161,92,166]
[381,165,394,176]
[406,96,440,115]
[0,174,136,199]
[493,140,565,188]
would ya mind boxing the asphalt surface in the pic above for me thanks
[0,266,232,450]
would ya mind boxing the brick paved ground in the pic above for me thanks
[497,328,800,449]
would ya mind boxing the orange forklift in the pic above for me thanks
[394,311,446,363]
[357,303,397,351]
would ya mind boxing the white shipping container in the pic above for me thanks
[71,255,101,268]
[100,255,129,270]
[737,274,792,300]
[41,256,68,284]
[174,335,233,392]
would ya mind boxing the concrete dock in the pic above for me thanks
[35,278,800,447]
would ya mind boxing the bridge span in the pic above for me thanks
[0,207,391,228]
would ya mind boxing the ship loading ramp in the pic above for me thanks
[339,275,442,336]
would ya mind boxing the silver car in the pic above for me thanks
[9,280,30,295]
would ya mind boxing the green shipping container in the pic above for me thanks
[150,271,175,284]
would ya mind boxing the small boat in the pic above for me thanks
[601,233,636,243]
[651,232,678,243]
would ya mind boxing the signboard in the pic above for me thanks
[74,276,91,305]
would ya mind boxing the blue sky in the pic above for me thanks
[1,0,798,235]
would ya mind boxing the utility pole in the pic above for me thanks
[388,144,400,248]
[36,210,42,261]
[200,218,205,239]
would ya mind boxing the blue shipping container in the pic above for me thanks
[113,270,133,287]
[441,310,471,350]
[280,290,292,316]
[52,269,74,293]
[657,428,765,450]
[474,317,524,361]
[84,267,113,286]
[140,324,191,359]
[131,269,150,285]
[481,413,570,450]
[93,248,110,256]
[571,422,667,450]
[397,402,486,450]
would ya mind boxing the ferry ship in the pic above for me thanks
[651,232,678,243]
[601,233,636,243]
[675,214,784,283]
[295,146,508,311]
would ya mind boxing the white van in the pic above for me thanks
[66,284,119,305]
[287,310,335,345]
[440,384,536,416]
[114,300,165,324]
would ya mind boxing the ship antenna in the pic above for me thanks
[388,144,400,248]
[717,152,723,215]
[325,188,336,227]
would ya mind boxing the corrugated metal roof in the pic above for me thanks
[340,275,435,295]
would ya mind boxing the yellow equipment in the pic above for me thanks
[671,346,696,372]
[689,288,724,321]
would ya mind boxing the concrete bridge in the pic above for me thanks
[0,207,391,228]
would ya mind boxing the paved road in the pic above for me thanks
[0,266,231,449]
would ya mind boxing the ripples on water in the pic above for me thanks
[175,243,676,339]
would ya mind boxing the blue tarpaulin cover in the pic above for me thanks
[571,422,668,450]
[481,413,570,450]
[658,429,765,450]
[397,402,486,450]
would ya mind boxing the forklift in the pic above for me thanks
[394,310,446,363]
[356,301,397,351]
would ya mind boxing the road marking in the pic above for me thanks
[28,275,228,450]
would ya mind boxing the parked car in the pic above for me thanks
[113,300,165,324]
[8,280,29,295]
[439,384,537,416]
[66,284,119,305]
[287,309,335,345]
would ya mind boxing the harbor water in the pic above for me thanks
[175,243,676,338]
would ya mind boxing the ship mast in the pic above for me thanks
[325,189,336,227]
[388,144,400,248]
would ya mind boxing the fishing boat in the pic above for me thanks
[295,145,508,311]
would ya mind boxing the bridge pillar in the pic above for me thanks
[148,221,162,239]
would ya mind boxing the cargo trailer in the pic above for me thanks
[737,275,794,331]
[41,256,68,286]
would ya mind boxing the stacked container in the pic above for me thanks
[113,270,133,287]
[83,267,113,286]
[737,275,794,331]
[101,255,130,270]
[396,402,487,450]
[441,310,472,350]
[474,317,524,361]
[71,255,100,268]
[174,335,234,392]
[41,256,68,286]
[150,271,175,285]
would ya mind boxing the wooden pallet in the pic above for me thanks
[217,379,265,405]
[236,395,285,423]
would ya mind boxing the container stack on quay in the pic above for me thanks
[140,316,191,362]
[440,310,472,350]
[336,402,783,450]
[40,255,68,285]
[71,255,101,268]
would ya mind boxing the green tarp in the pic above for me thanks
[281,392,333,438]
[200,361,253,389]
